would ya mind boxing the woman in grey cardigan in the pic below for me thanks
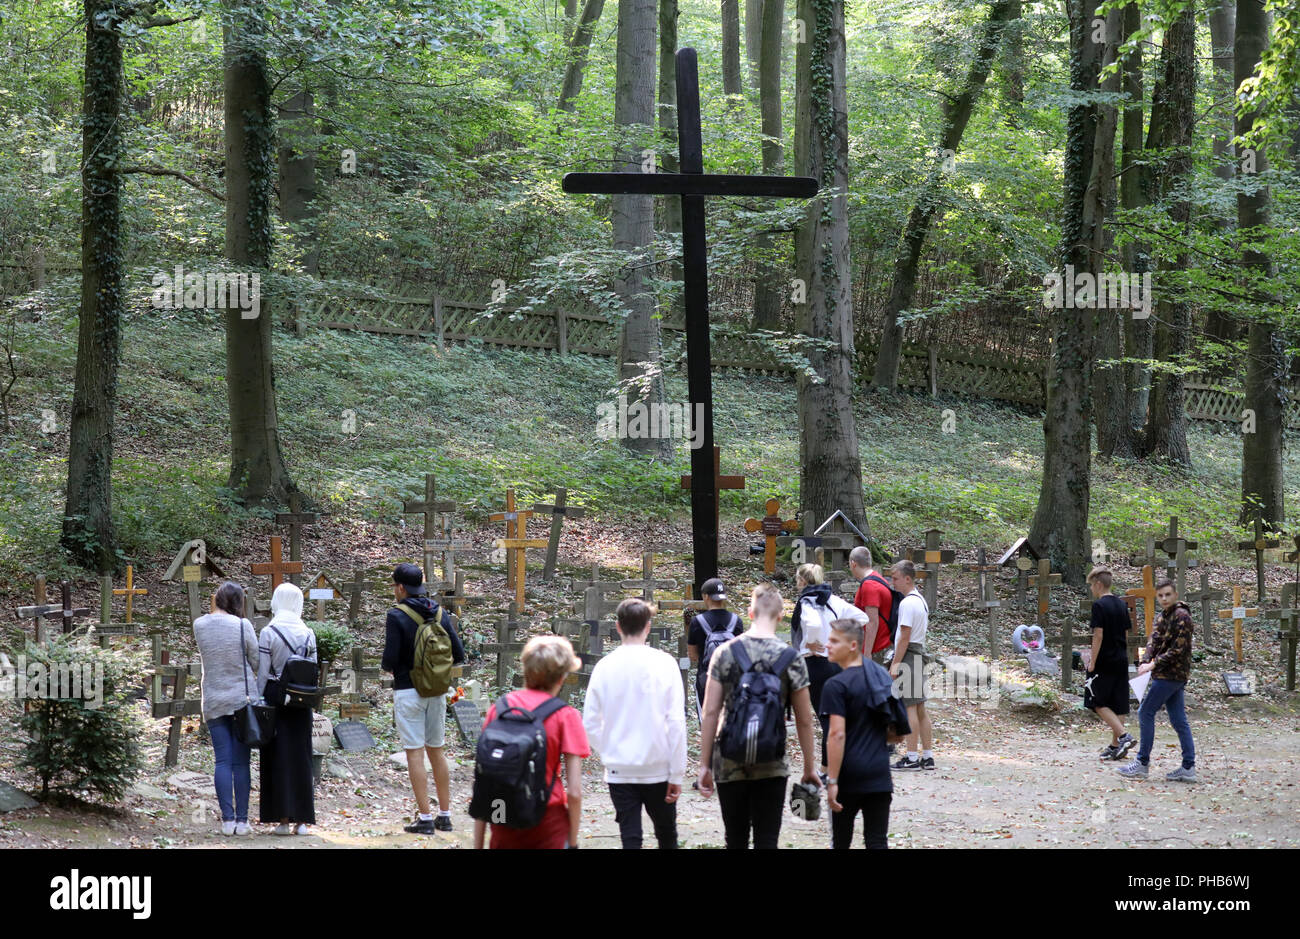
[192,582,260,836]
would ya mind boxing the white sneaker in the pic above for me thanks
[221,821,237,836]
[294,824,310,835]
[274,823,294,836]
[234,822,251,836]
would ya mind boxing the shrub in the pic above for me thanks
[311,621,352,665]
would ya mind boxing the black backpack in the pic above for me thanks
[469,693,568,830]
[269,626,319,710]
[866,574,906,643]
[717,640,798,766]
[699,611,741,684]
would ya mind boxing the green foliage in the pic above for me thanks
[310,621,352,663]
[17,637,145,803]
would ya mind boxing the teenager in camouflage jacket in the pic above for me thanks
[1141,600,1195,682]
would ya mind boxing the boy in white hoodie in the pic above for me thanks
[583,598,687,848]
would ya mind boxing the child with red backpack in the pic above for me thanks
[471,635,589,849]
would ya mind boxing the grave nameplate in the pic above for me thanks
[333,720,377,751]
[1220,672,1253,696]
[452,698,484,744]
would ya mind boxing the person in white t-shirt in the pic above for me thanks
[889,560,934,771]
[583,598,687,849]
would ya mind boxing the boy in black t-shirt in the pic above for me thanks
[686,578,744,717]
[821,618,910,849]
[1083,567,1135,761]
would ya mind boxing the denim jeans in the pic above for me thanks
[209,715,252,822]
[1137,679,1194,769]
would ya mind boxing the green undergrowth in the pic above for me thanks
[0,296,1295,583]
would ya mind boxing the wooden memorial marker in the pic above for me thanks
[680,446,747,574]
[92,575,140,648]
[490,488,547,610]
[1265,582,1300,692]
[1158,516,1198,597]
[1217,585,1259,667]
[341,569,372,626]
[1236,518,1280,603]
[425,529,471,590]
[438,569,485,619]
[151,658,203,767]
[274,492,321,585]
[15,575,62,644]
[533,487,586,582]
[1185,571,1226,648]
[549,618,594,701]
[962,548,1003,657]
[336,646,392,720]
[1027,559,1066,686]
[482,602,529,689]
[743,498,798,575]
[306,571,343,621]
[404,473,458,579]
[51,582,89,636]
[251,535,302,591]
[997,537,1040,609]
[1125,565,1159,640]
[813,510,868,574]
[162,539,226,624]
[622,551,678,606]
[657,585,705,711]
[1126,535,1159,575]
[112,564,148,623]
[775,515,825,567]
[565,46,815,592]
[908,528,955,611]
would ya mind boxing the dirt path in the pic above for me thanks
[3,693,1296,849]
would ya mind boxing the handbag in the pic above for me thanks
[232,618,277,748]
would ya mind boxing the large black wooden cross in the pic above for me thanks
[562,47,817,592]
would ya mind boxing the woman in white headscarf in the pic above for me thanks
[257,582,317,835]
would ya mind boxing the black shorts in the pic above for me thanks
[1084,669,1129,715]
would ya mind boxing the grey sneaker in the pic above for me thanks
[1099,743,1120,761]
[1117,759,1148,778]
[1114,733,1136,760]
[1166,766,1197,783]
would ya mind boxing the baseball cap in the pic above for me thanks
[701,578,727,601]
[392,563,427,595]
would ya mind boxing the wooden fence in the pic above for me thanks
[291,288,1300,429]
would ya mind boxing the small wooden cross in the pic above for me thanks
[423,532,470,590]
[680,445,746,550]
[1124,565,1159,639]
[962,548,1002,657]
[491,488,547,610]
[1265,582,1300,691]
[404,473,458,576]
[1158,516,1198,596]
[251,535,303,590]
[112,564,148,623]
[549,618,593,700]
[775,515,827,567]
[1126,535,1159,572]
[341,569,372,626]
[622,551,678,606]
[15,574,61,644]
[306,571,343,621]
[151,659,203,767]
[482,601,528,689]
[997,537,1039,609]
[1217,584,1260,667]
[337,645,387,720]
[1184,571,1226,648]
[1236,518,1280,603]
[53,581,90,636]
[908,528,955,611]
[437,569,485,618]
[744,498,799,575]
[275,492,321,585]
[1027,558,1065,683]
[533,486,586,582]
[162,539,226,623]
[575,581,624,657]
[657,584,705,713]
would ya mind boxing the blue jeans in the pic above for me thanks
[1137,679,1194,769]
[209,715,252,822]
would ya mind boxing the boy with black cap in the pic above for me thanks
[686,577,744,719]
[382,562,466,833]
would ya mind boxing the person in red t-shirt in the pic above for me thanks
[473,636,591,850]
[850,546,893,663]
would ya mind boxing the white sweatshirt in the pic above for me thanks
[582,643,687,785]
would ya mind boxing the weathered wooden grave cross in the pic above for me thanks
[1185,571,1226,648]
[1125,565,1159,641]
[306,571,343,621]
[1027,559,1066,687]
[909,528,954,611]
[1158,516,1198,596]
[275,492,321,586]
[482,601,528,689]
[564,46,815,593]
[1217,585,1259,667]
[533,486,585,582]
[622,551,679,648]
[14,575,62,644]
[162,539,225,624]
[438,569,485,619]
[490,488,548,611]
[962,548,1002,657]
[744,498,799,575]
[252,535,302,591]
[341,569,371,626]
[403,473,457,582]
[1265,582,1299,691]
[112,564,148,623]
[1236,518,1280,603]
[997,537,1039,609]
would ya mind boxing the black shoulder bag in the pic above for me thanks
[232,618,277,748]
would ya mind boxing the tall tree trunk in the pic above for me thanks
[722,0,744,97]
[1091,9,1131,461]
[1204,0,1241,345]
[557,0,607,112]
[1001,0,1024,121]
[872,0,1017,390]
[225,1,296,504]
[1119,1,1150,437]
[613,0,668,457]
[744,0,764,90]
[658,0,682,317]
[564,0,580,42]
[278,89,318,275]
[794,0,866,531]
[1029,0,1101,584]
[64,0,125,572]
[1141,8,1195,466]
[1236,0,1286,527]
[750,0,785,329]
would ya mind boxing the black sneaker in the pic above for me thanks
[433,815,453,832]
[403,818,436,835]
[892,756,922,771]
[919,756,936,771]
[1114,733,1136,760]
[1099,743,1120,761]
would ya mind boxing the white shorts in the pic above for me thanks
[394,687,447,750]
